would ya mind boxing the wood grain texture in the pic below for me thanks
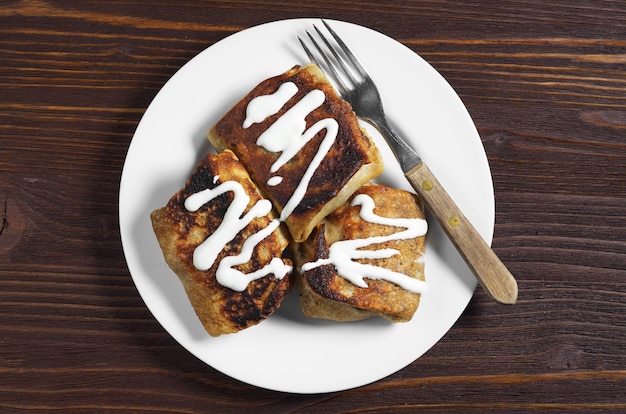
[1,0,625,412]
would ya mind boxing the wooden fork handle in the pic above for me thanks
[406,162,518,304]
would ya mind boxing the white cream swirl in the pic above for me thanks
[243,83,338,221]
[301,194,428,293]
[185,180,291,292]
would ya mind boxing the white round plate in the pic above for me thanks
[119,18,494,394]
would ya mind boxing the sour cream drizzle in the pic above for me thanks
[242,82,297,129]
[184,180,292,292]
[301,194,428,294]
[243,83,339,221]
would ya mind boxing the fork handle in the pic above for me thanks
[406,162,518,304]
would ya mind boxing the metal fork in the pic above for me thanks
[299,20,518,304]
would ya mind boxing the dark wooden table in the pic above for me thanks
[1,1,625,412]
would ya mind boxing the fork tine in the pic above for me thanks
[311,25,359,88]
[300,30,349,97]
[298,36,321,68]
[299,34,338,93]
[321,20,370,82]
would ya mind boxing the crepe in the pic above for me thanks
[207,64,384,243]
[293,183,428,322]
[150,150,293,336]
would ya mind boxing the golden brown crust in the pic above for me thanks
[150,150,293,336]
[207,64,383,242]
[293,184,426,322]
